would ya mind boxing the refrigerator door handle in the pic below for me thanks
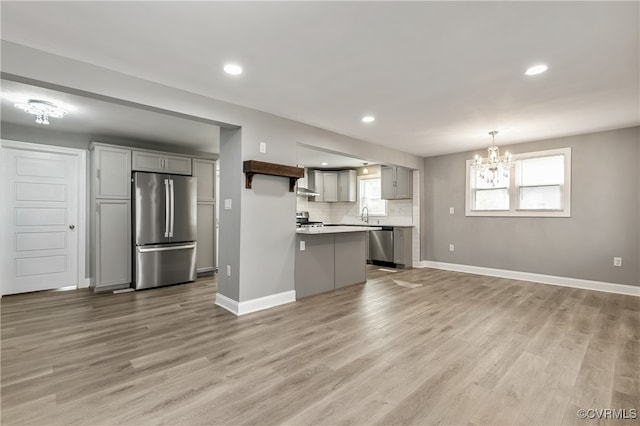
[169,179,175,237]
[138,243,196,253]
[164,178,170,237]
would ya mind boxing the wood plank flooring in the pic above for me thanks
[2,266,639,425]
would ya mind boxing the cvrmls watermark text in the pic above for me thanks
[577,408,637,420]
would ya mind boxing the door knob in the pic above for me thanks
[69,225,75,230]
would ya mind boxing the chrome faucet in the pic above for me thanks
[361,206,369,223]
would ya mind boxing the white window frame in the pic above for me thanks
[358,174,387,217]
[465,147,571,217]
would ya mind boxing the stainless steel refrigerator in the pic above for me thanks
[132,172,197,290]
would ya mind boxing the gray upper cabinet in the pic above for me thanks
[323,172,338,202]
[193,159,215,201]
[338,170,357,202]
[91,144,131,199]
[309,169,356,202]
[132,150,192,175]
[381,165,413,200]
[310,170,325,201]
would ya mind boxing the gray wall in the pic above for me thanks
[217,128,242,301]
[423,126,640,287]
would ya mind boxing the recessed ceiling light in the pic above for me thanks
[362,115,375,123]
[525,64,548,76]
[224,64,243,75]
[321,162,328,166]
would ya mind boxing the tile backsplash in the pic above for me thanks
[297,197,413,226]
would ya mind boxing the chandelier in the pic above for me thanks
[14,99,68,125]
[472,130,513,186]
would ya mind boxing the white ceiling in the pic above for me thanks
[0,80,221,153]
[1,1,638,157]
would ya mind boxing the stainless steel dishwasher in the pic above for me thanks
[369,226,394,264]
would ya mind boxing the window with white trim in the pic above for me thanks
[358,175,387,216]
[466,147,571,217]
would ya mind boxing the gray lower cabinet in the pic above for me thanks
[295,232,367,298]
[334,233,366,288]
[95,199,131,289]
[295,234,335,298]
[393,227,413,268]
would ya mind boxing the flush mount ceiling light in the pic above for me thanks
[361,115,375,123]
[525,64,548,76]
[223,63,243,75]
[14,99,68,125]
[321,162,328,166]
[472,130,513,186]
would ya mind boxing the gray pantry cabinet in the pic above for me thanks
[193,159,216,273]
[90,143,131,291]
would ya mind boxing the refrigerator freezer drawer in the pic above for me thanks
[134,243,197,290]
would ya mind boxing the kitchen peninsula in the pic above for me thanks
[295,226,380,299]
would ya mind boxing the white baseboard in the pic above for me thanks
[215,293,239,315]
[415,261,640,297]
[215,290,297,316]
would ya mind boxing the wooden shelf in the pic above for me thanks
[243,160,304,192]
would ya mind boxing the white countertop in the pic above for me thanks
[296,225,382,234]
[324,223,414,228]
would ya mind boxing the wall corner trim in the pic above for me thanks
[216,290,296,316]
[416,261,640,297]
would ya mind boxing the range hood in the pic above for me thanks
[296,186,319,197]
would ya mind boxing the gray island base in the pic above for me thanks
[295,226,379,299]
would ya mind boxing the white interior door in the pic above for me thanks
[2,146,80,295]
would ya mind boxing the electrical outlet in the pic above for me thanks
[449,207,455,215]
[259,142,267,153]
[300,240,306,251]
[449,244,455,252]
[613,257,622,267]
[226,265,231,276]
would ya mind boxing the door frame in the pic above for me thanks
[0,139,88,296]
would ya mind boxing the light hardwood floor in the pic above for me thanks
[2,266,638,425]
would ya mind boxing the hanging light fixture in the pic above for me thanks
[473,130,513,186]
[14,99,68,125]
[362,162,369,175]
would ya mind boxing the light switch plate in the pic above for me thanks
[300,240,306,251]
[259,142,267,153]
[449,207,455,214]
[224,199,232,210]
